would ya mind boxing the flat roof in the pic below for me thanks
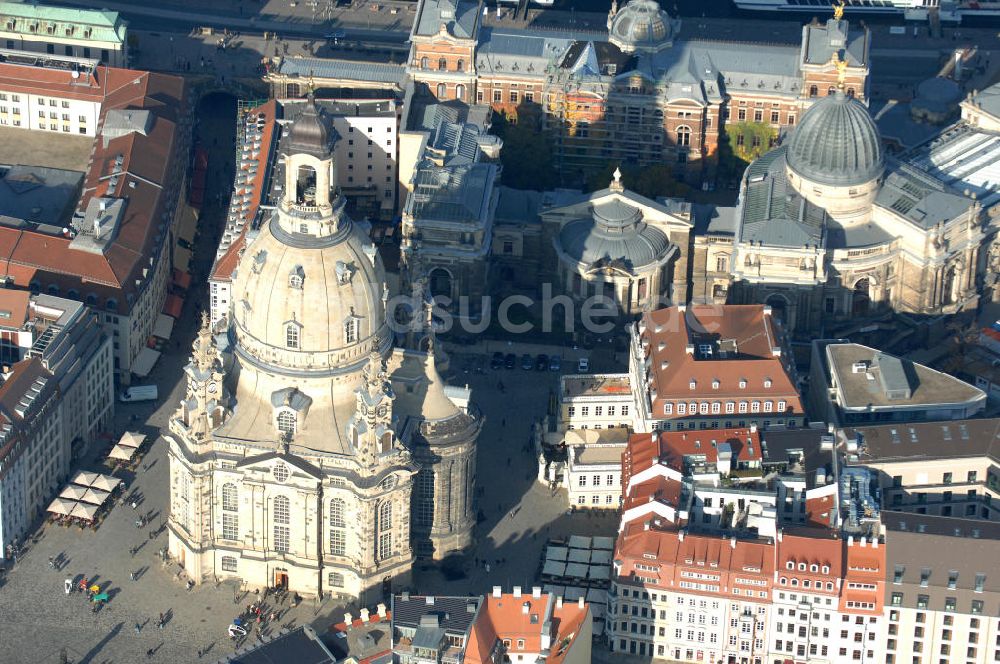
[845,418,1000,463]
[561,373,632,399]
[0,164,82,232]
[0,126,93,172]
[827,343,984,410]
[574,441,628,465]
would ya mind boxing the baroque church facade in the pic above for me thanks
[166,97,480,602]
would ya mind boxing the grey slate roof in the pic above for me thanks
[801,18,868,67]
[405,163,496,224]
[607,0,678,54]
[414,0,479,39]
[392,594,482,633]
[785,92,884,187]
[738,148,826,248]
[233,626,337,664]
[555,193,672,271]
[278,56,407,87]
[692,203,737,236]
[969,81,1000,121]
[875,162,975,229]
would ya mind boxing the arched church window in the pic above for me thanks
[420,57,428,70]
[676,125,691,147]
[344,318,357,344]
[272,495,290,553]
[809,85,818,98]
[436,83,447,99]
[277,410,296,435]
[438,58,447,71]
[222,483,238,540]
[329,497,346,555]
[286,324,300,349]
[377,501,393,560]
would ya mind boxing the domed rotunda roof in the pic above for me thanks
[608,0,677,54]
[557,197,670,273]
[785,91,884,188]
[231,213,389,374]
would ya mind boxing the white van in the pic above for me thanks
[120,385,158,403]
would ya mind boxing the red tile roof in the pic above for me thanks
[0,65,185,313]
[638,305,803,418]
[628,427,762,475]
[467,593,590,663]
[210,99,277,282]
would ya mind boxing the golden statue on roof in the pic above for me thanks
[833,0,845,21]
[836,53,849,89]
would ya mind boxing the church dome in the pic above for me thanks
[557,198,670,272]
[230,213,389,374]
[608,0,676,54]
[786,92,884,188]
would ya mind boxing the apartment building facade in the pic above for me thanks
[0,2,127,66]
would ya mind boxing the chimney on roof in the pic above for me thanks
[425,596,435,605]
[859,536,867,547]
[577,597,585,608]
[513,586,522,598]
[532,586,542,598]
[344,612,353,625]
[360,608,370,622]
[847,535,854,546]
[678,530,684,541]
[776,529,783,542]
[492,586,502,598]
[730,536,736,549]
[685,344,695,354]
[522,601,530,615]
[872,537,879,549]
[376,603,387,617]
[556,596,563,609]
[677,304,687,312]
[750,423,757,434]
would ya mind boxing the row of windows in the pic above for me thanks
[576,494,618,505]
[567,404,630,418]
[665,400,787,416]
[577,474,618,487]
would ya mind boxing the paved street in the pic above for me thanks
[416,352,620,595]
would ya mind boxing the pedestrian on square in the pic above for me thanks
[134,622,141,634]
[64,578,72,594]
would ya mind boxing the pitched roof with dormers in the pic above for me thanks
[636,304,803,420]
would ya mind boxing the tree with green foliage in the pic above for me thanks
[717,121,778,182]
[490,112,559,191]
[586,162,690,199]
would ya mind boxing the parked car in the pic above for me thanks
[504,353,516,369]
[535,354,549,371]
[549,355,562,372]
[577,357,590,373]
[490,352,505,370]
[521,353,534,370]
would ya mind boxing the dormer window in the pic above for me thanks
[711,380,720,389]
[798,562,807,571]
[764,378,772,388]
[738,379,747,389]
[252,250,267,274]
[786,561,794,570]
[288,266,304,289]
[689,380,696,390]
[810,564,818,573]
